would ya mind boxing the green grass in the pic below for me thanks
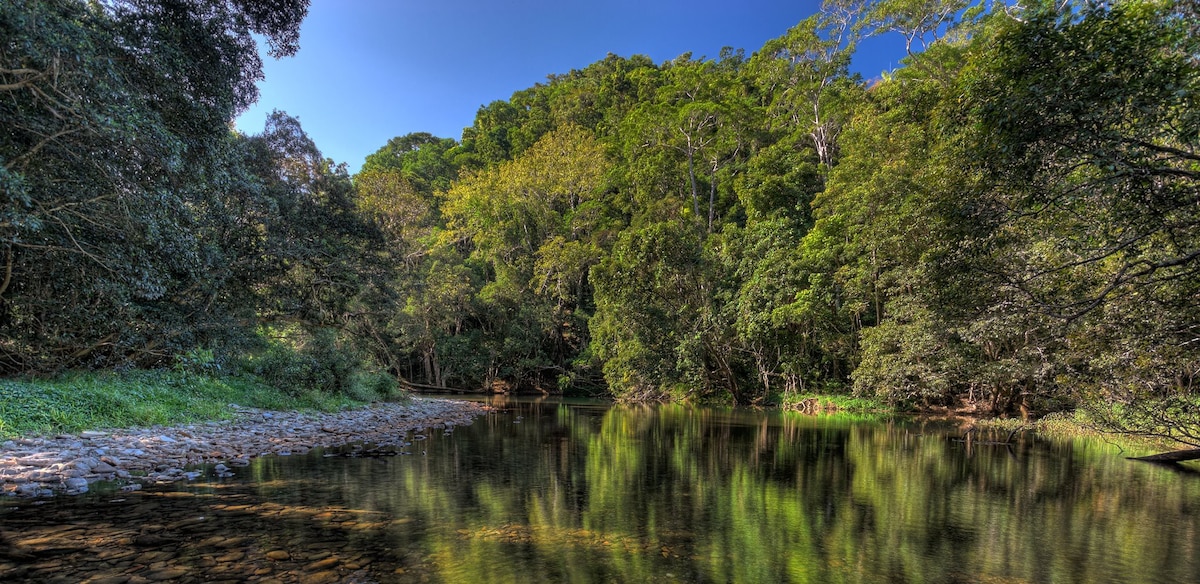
[0,369,377,439]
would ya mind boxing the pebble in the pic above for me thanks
[0,399,491,497]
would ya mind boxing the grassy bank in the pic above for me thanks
[779,392,894,415]
[0,370,384,439]
[973,410,1187,457]
[778,393,1185,456]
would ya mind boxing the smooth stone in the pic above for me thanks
[27,470,57,482]
[144,567,189,581]
[304,557,339,571]
[298,571,340,584]
[265,550,290,561]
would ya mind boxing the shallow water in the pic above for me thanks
[2,397,1199,583]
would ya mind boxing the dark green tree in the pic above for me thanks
[0,0,309,373]
[960,0,1200,434]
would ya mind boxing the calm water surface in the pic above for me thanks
[2,397,1199,583]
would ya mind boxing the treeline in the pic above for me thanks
[3,1,1198,437]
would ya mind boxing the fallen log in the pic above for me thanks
[1128,448,1200,463]
[399,378,484,393]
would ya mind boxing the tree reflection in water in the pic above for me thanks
[2,398,1198,583]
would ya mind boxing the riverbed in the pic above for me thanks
[2,397,1199,583]
[0,398,491,497]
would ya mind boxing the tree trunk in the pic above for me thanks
[686,141,700,219]
[707,164,716,234]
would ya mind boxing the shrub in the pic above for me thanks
[241,326,401,401]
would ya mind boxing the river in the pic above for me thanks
[2,397,1199,583]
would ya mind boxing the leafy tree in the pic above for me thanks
[589,221,715,400]
[619,54,754,233]
[243,111,380,328]
[750,5,863,170]
[360,132,459,195]
[0,0,309,373]
[959,0,1200,432]
[437,124,612,389]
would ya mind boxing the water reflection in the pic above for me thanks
[2,398,1199,583]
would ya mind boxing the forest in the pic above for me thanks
[1,1,1197,442]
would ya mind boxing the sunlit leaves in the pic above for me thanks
[437,124,612,387]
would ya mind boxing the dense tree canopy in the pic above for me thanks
[3,0,1198,444]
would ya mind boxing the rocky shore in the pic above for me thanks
[0,398,491,497]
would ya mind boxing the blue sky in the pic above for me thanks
[235,0,907,174]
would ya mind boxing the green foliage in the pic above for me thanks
[241,327,397,401]
[174,347,222,377]
[360,132,460,195]
[949,0,1200,434]
[590,221,713,400]
[0,0,310,373]
[779,391,892,415]
[853,306,968,406]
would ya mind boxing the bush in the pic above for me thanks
[241,326,401,401]
[174,347,222,376]
[347,370,401,402]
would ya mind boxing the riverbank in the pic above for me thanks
[0,398,491,497]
